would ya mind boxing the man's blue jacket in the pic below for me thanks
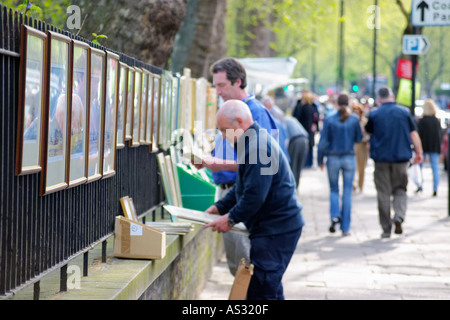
[215,123,305,238]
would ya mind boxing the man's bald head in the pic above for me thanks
[217,100,254,143]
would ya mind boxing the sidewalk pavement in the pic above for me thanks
[199,160,450,300]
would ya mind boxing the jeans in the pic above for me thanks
[420,153,440,192]
[326,155,356,233]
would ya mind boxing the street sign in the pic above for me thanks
[411,0,450,26]
[402,35,430,55]
[396,58,419,79]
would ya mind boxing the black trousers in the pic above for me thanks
[247,227,303,300]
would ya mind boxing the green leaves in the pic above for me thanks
[17,0,42,18]
[92,33,108,46]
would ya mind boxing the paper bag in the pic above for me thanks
[228,258,254,300]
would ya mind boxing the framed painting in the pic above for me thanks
[120,196,138,222]
[139,68,149,145]
[40,31,72,196]
[87,48,106,183]
[159,71,172,150]
[151,74,161,152]
[156,152,173,205]
[172,75,180,134]
[145,72,154,145]
[102,51,120,178]
[128,198,138,222]
[16,25,47,176]
[206,84,218,131]
[195,77,208,135]
[125,66,135,141]
[67,40,90,188]
[116,62,128,149]
[130,68,142,147]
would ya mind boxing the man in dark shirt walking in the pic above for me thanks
[365,87,423,238]
[205,100,305,300]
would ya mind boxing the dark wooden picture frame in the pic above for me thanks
[86,47,106,183]
[16,25,47,176]
[67,39,90,188]
[102,51,120,179]
[139,68,149,145]
[40,31,72,196]
[116,62,128,149]
[125,66,134,142]
[151,74,161,152]
[145,72,154,145]
[130,68,142,148]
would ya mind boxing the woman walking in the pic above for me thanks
[318,93,363,236]
[417,99,443,196]
[351,103,370,193]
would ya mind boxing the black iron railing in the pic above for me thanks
[0,5,165,297]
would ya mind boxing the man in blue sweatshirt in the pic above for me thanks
[205,100,305,300]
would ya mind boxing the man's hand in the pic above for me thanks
[410,131,424,165]
[413,152,424,165]
[204,214,232,234]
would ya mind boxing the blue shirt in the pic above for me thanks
[318,113,363,166]
[211,133,237,184]
[211,95,280,184]
[215,123,305,238]
[365,102,417,163]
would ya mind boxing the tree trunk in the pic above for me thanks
[170,0,227,80]
[245,8,277,58]
[73,0,188,69]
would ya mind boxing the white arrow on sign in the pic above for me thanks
[402,35,430,55]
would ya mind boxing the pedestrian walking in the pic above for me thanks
[204,100,304,300]
[365,87,423,238]
[417,99,443,196]
[318,93,363,236]
[261,95,285,124]
[285,116,309,188]
[351,103,370,192]
[293,91,320,168]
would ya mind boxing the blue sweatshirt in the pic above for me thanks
[365,102,417,163]
[215,123,305,238]
[317,113,363,166]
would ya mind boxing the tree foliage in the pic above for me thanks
[226,0,449,96]
[1,0,71,27]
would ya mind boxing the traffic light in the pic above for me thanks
[351,81,359,93]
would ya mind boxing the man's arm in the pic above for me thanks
[410,131,424,164]
[193,156,238,172]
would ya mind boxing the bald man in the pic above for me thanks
[205,100,305,300]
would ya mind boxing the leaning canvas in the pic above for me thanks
[163,205,249,236]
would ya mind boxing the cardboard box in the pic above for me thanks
[113,216,166,260]
[228,259,254,300]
